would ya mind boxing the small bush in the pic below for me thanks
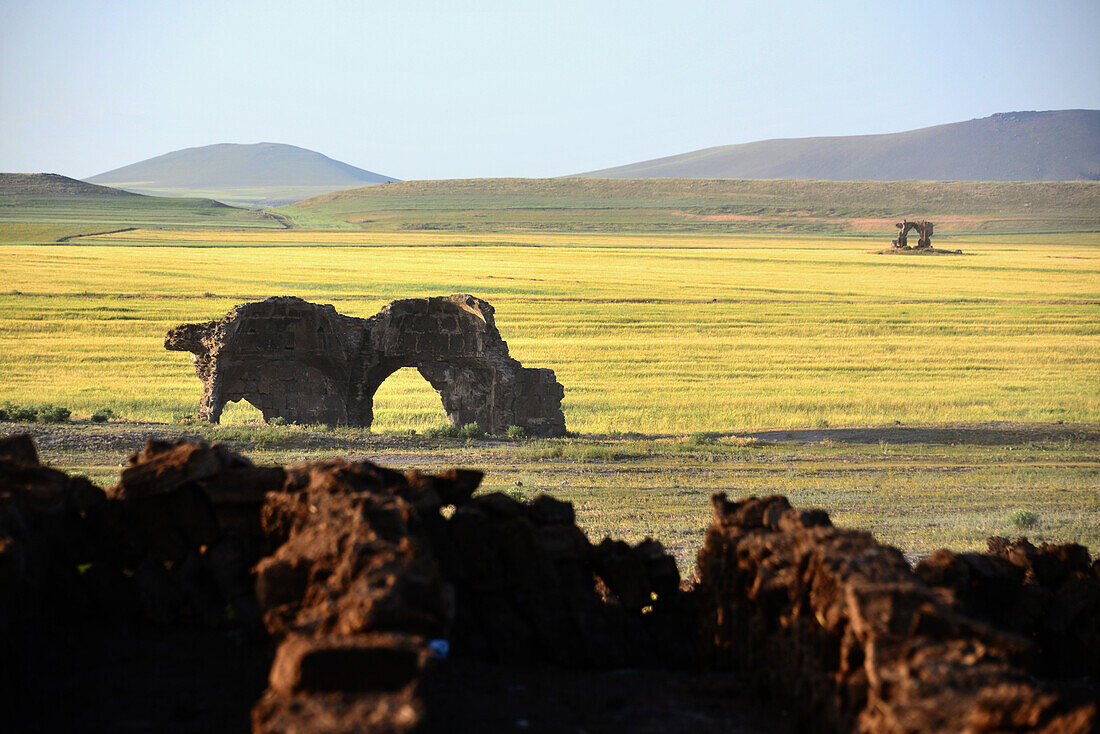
[425,424,461,439]
[35,404,71,423]
[505,425,528,441]
[1008,509,1039,529]
[506,486,527,503]
[269,416,288,426]
[0,403,38,422]
[688,431,713,446]
[91,408,116,423]
[461,422,485,440]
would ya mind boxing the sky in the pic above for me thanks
[1,0,1098,180]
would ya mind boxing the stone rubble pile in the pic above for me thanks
[695,493,1098,733]
[916,537,1100,680]
[1,436,689,733]
[0,434,280,729]
[249,454,693,732]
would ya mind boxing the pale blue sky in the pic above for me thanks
[2,0,1098,180]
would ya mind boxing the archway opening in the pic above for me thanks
[220,399,266,425]
[370,367,451,433]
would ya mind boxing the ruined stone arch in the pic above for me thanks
[892,219,934,249]
[165,295,567,437]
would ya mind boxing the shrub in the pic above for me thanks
[505,425,528,441]
[269,416,288,426]
[506,486,527,503]
[0,403,38,422]
[35,404,72,423]
[91,408,116,423]
[460,422,485,440]
[1008,509,1039,529]
[425,424,461,439]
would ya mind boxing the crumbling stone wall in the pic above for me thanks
[916,537,1100,680]
[1,435,690,733]
[0,434,282,731]
[165,295,567,437]
[5,435,1097,733]
[251,451,692,732]
[695,493,1097,733]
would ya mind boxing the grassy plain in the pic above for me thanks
[1,180,1097,563]
[93,184,374,209]
[0,230,1097,433]
[0,189,284,244]
[13,420,1099,569]
[278,177,1100,234]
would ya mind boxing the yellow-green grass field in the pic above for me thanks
[1,229,1098,433]
[0,186,285,244]
[13,421,1100,568]
[3,226,1098,563]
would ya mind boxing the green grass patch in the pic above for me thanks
[277,177,1100,234]
[21,421,1099,571]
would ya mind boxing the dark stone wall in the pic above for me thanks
[0,435,690,733]
[165,295,567,437]
[4,434,1097,733]
[695,493,1098,733]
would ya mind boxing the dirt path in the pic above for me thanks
[747,421,1098,446]
[57,227,137,242]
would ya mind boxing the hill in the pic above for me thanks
[581,110,1100,182]
[0,173,142,198]
[277,177,1100,235]
[0,173,285,243]
[87,143,398,207]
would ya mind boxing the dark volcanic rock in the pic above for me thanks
[916,537,1100,679]
[695,493,1098,733]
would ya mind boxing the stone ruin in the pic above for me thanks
[2,433,1097,733]
[697,494,1099,732]
[165,295,566,437]
[892,219,934,249]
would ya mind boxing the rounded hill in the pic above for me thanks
[0,173,141,199]
[86,143,398,207]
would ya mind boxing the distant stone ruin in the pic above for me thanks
[892,219,934,249]
[165,295,566,437]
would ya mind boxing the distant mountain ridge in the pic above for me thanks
[87,142,398,207]
[581,110,1100,182]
